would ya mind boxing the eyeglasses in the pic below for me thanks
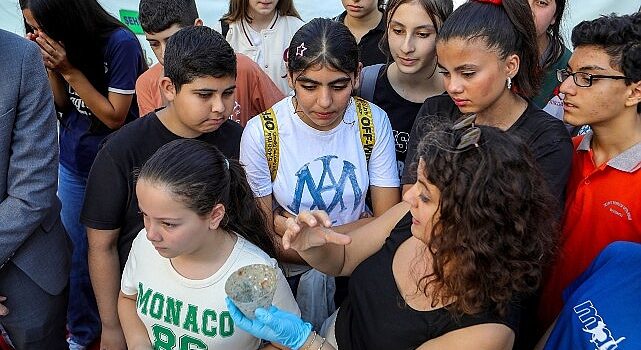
[556,69,629,88]
[452,114,481,150]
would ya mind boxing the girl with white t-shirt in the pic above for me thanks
[240,18,401,330]
[118,139,299,350]
[220,0,304,95]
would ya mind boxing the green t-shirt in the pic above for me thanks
[533,46,572,108]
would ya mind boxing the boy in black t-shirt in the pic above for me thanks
[334,0,387,66]
[80,26,242,348]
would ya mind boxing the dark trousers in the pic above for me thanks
[0,262,68,350]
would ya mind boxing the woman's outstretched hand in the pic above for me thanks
[226,297,312,350]
[282,210,351,252]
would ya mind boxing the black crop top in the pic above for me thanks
[335,213,520,350]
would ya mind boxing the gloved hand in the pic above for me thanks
[226,297,312,350]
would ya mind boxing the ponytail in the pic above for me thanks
[437,0,541,97]
[224,159,277,258]
[138,139,277,258]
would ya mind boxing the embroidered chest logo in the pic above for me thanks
[603,201,633,221]
[288,155,362,215]
[573,300,626,350]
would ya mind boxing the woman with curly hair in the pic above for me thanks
[225,117,558,350]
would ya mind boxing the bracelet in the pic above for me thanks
[316,337,326,350]
[301,331,317,350]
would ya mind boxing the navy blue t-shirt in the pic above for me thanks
[59,27,145,177]
[543,241,641,349]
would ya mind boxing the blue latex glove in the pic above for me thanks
[225,297,312,350]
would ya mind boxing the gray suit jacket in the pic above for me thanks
[0,29,71,295]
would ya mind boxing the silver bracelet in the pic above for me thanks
[302,331,317,350]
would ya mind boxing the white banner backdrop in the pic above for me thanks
[1,0,639,65]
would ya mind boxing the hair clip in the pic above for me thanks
[296,42,307,57]
[452,114,481,150]
[475,0,502,5]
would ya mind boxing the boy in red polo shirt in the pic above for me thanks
[539,12,641,329]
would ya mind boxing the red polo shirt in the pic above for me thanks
[539,132,641,328]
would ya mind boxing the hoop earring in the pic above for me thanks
[506,76,513,90]
[342,96,356,126]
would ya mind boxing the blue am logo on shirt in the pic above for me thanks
[288,155,362,215]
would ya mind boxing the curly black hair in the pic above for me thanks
[414,117,559,317]
[573,14,640,80]
[571,12,641,112]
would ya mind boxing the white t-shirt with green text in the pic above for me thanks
[121,231,299,349]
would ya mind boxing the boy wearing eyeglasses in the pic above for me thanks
[538,12,641,331]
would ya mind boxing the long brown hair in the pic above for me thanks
[414,117,558,317]
[380,0,453,64]
[221,0,302,24]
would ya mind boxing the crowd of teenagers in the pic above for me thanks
[0,0,640,349]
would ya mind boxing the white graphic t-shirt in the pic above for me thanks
[121,231,299,349]
[241,96,400,227]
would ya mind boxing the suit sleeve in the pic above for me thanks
[0,41,59,264]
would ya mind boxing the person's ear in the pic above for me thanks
[194,18,204,27]
[159,76,177,102]
[624,80,641,109]
[504,53,520,81]
[287,71,295,91]
[208,204,226,230]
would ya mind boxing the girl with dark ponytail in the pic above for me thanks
[402,0,573,208]
[118,139,299,349]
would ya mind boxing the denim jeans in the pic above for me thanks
[286,269,335,331]
[58,165,101,347]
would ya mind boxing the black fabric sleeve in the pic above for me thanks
[80,146,129,230]
[530,136,573,208]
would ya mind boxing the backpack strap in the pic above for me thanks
[260,99,374,181]
[354,97,375,165]
[220,19,230,37]
[358,64,385,102]
[259,108,279,182]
